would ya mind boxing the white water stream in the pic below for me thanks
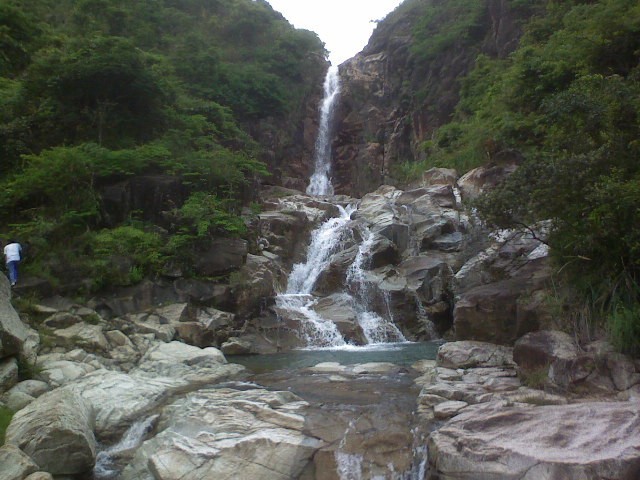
[277,64,407,349]
[94,415,158,479]
[307,65,340,196]
[273,62,427,480]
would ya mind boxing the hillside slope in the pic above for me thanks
[0,0,327,290]
[336,0,640,354]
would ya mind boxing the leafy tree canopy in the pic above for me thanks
[0,0,326,290]
[402,0,640,353]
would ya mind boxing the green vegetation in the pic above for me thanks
[411,0,486,62]
[519,365,550,390]
[402,0,640,354]
[0,0,326,290]
[0,405,13,445]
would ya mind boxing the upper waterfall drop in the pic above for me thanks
[307,65,340,196]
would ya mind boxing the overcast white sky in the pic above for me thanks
[266,0,404,65]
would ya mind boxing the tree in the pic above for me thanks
[24,35,169,147]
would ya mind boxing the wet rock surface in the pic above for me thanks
[1,184,637,480]
[248,361,426,479]
[417,342,640,480]
[122,386,324,480]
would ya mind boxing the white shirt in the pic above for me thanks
[4,243,21,263]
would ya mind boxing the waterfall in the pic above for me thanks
[94,415,158,479]
[276,206,407,348]
[347,227,406,344]
[276,64,407,348]
[276,205,355,347]
[287,204,355,294]
[307,65,340,196]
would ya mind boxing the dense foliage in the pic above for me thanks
[0,0,325,289]
[404,0,640,354]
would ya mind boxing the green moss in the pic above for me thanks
[0,405,14,445]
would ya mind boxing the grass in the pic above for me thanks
[518,394,563,406]
[608,300,640,357]
[0,405,14,445]
[518,365,550,390]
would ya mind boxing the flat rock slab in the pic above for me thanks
[122,387,323,480]
[428,400,640,480]
[433,400,468,420]
[437,341,514,369]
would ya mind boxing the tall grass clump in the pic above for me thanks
[0,406,13,445]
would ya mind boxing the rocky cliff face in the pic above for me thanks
[250,55,329,193]
[331,0,529,197]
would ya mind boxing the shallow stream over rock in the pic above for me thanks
[231,343,442,479]
[90,343,440,480]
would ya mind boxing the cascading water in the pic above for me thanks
[346,226,406,344]
[277,62,408,349]
[276,205,356,347]
[94,415,158,479]
[287,205,355,295]
[307,65,340,196]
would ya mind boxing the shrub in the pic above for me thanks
[88,225,166,287]
[608,298,640,357]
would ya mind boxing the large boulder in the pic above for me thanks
[2,379,50,411]
[122,387,324,480]
[258,209,311,265]
[547,341,640,395]
[399,256,453,303]
[48,322,109,353]
[418,167,458,188]
[234,254,286,318]
[356,186,411,253]
[132,341,245,385]
[437,341,514,369]
[454,228,549,293]
[194,238,248,277]
[452,260,550,345]
[5,387,96,475]
[36,357,98,388]
[0,357,19,393]
[428,400,640,480]
[0,276,31,359]
[68,342,245,440]
[311,293,366,344]
[513,330,579,372]
[174,307,235,348]
[457,161,518,201]
[69,369,183,439]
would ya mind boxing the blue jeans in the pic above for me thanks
[7,261,19,285]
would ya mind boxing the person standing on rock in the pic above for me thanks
[3,239,22,286]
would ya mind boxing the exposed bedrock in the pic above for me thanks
[428,400,640,480]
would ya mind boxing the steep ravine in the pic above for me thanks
[1,2,640,480]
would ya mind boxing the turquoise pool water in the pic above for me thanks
[228,341,442,374]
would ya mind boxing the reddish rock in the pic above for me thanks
[513,330,579,371]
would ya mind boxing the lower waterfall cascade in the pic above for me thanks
[275,203,408,349]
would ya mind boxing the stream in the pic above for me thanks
[234,66,438,478]
[94,66,440,480]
